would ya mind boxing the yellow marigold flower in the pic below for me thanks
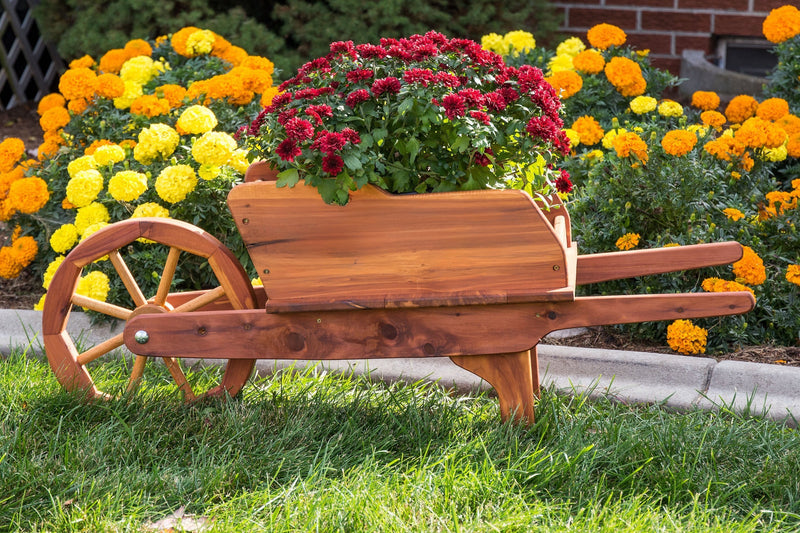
[58,67,96,101]
[133,123,180,164]
[120,55,162,85]
[480,32,505,54]
[227,148,250,174]
[563,128,580,148]
[764,145,788,162]
[36,93,66,116]
[123,38,153,58]
[657,100,683,117]
[572,49,605,75]
[67,155,97,178]
[571,116,604,146]
[701,277,754,296]
[786,265,800,286]
[192,131,237,167]
[733,245,766,285]
[251,277,263,287]
[186,29,216,56]
[757,97,789,121]
[666,319,707,355]
[612,131,649,164]
[762,5,800,43]
[155,165,198,203]
[75,271,110,305]
[700,110,727,129]
[42,256,65,290]
[39,106,71,132]
[691,91,720,111]
[7,177,49,214]
[602,128,625,149]
[92,73,126,99]
[787,133,800,158]
[547,54,575,74]
[92,144,126,166]
[615,232,640,251]
[722,207,745,221]
[80,221,110,242]
[50,224,79,254]
[131,202,169,218]
[98,48,130,74]
[113,79,144,110]
[630,96,657,114]
[661,129,697,157]
[0,138,25,173]
[587,23,627,50]
[198,165,221,180]
[156,84,187,108]
[108,170,148,202]
[545,70,583,99]
[604,57,646,97]
[130,94,171,118]
[556,37,585,57]
[74,202,110,234]
[502,30,536,56]
[66,169,104,208]
[176,105,218,135]
[724,94,759,124]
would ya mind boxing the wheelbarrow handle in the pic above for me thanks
[575,241,743,286]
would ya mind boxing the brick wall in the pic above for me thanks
[551,0,785,74]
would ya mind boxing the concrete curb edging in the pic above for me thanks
[2,309,797,425]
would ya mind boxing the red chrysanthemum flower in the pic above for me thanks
[312,131,348,153]
[345,89,371,107]
[403,68,434,86]
[371,77,402,96]
[526,115,559,141]
[556,170,573,193]
[284,117,315,141]
[442,94,466,119]
[322,153,344,174]
[469,110,491,125]
[276,139,302,162]
[346,69,375,83]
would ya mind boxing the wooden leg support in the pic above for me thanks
[451,348,539,425]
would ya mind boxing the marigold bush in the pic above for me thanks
[1,27,275,312]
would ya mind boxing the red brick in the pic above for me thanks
[642,11,712,33]
[567,8,638,30]
[714,14,767,37]
[675,35,714,54]
[606,0,673,6]
[555,6,568,28]
[626,32,673,55]
[651,57,682,76]
[753,0,792,12]
[678,0,748,10]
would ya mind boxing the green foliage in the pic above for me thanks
[764,36,800,113]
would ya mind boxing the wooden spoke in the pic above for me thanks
[126,355,148,392]
[162,357,196,401]
[71,294,133,321]
[172,285,227,313]
[76,333,125,365]
[154,247,181,306]
[109,250,148,308]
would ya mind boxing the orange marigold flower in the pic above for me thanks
[661,129,697,156]
[735,117,788,149]
[587,23,627,50]
[156,84,187,108]
[700,110,727,129]
[187,74,254,105]
[572,49,605,74]
[616,232,640,250]
[733,245,766,285]
[123,38,153,58]
[722,207,745,221]
[604,57,646,97]
[762,5,800,43]
[228,66,274,94]
[129,95,171,117]
[84,139,114,155]
[210,33,232,57]
[58,67,97,101]
[7,177,49,214]
[10,234,37,266]
[776,114,800,136]
[703,136,745,161]
[571,116,604,146]
[691,91,720,111]
[0,137,26,173]
[67,98,89,114]
[757,97,790,121]
[98,48,130,74]
[701,277,754,296]
[0,247,24,278]
[69,54,95,69]
[786,265,800,286]
[260,86,281,108]
[218,45,248,67]
[36,93,66,116]
[119,139,137,150]
[612,131,649,164]
[765,190,797,214]
[724,94,759,124]
[544,70,583,99]
[740,151,754,171]
[38,139,61,160]
[666,319,707,355]
[171,26,202,57]
[239,55,275,76]
[0,165,24,198]
[93,73,126,99]
[787,133,800,158]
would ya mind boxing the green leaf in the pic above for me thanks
[406,137,420,166]
[398,98,414,115]
[276,168,300,188]
[373,128,388,142]
[343,154,363,171]
[317,178,345,205]
[451,136,470,153]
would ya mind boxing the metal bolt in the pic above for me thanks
[553,265,560,271]
[134,330,150,344]
[242,218,250,225]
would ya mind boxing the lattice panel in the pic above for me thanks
[0,0,63,110]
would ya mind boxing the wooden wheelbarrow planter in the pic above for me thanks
[42,163,755,423]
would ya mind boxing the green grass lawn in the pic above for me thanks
[2,349,800,532]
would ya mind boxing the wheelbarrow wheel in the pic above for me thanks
[42,218,258,401]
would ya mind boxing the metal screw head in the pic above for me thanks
[134,330,150,344]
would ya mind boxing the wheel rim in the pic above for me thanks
[42,218,257,401]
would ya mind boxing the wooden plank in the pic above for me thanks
[228,181,571,311]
